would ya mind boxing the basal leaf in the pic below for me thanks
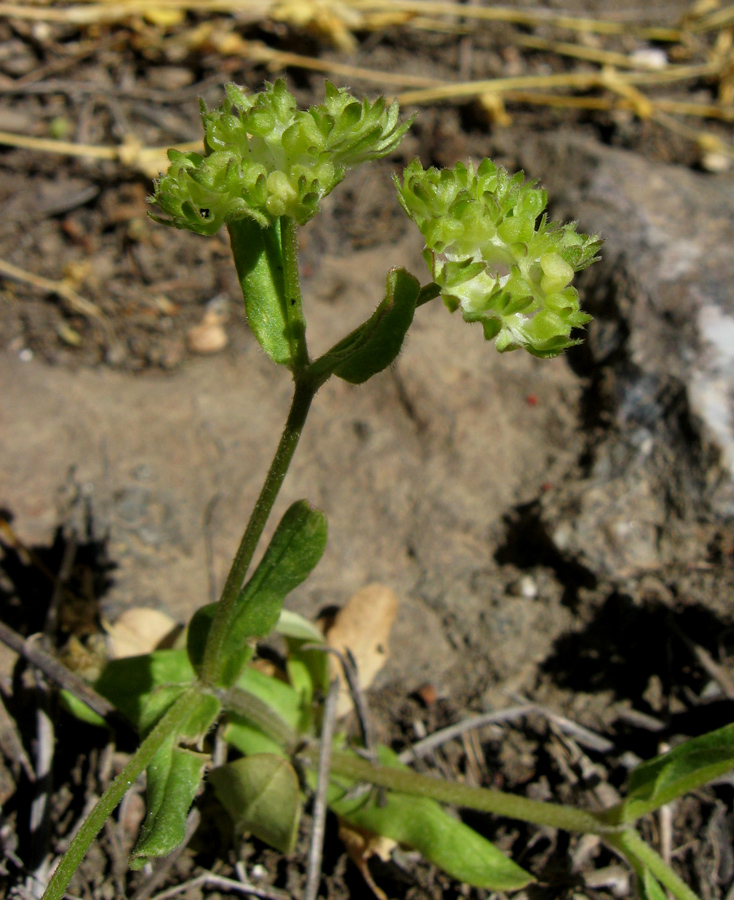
[328,746,534,890]
[210,754,302,854]
[622,723,734,823]
[129,738,207,869]
[95,649,196,732]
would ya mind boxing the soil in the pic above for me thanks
[2,2,734,899]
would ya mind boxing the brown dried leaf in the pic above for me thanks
[324,583,399,717]
[105,607,179,659]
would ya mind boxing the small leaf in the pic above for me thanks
[228,217,292,367]
[276,609,325,643]
[215,501,328,687]
[622,723,734,822]
[210,754,302,853]
[328,747,534,890]
[59,690,108,728]
[315,268,419,385]
[130,737,207,870]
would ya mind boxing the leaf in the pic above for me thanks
[622,723,734,823]
[328,746,534,890]
[313,268,419,385]
[95,649,196,732]
[59,689,108,728]
[276,609,326,643]
[277,609,329,717]
[210,754,302,854]
[228,218,292,367]
[214,501,328,687]
[130,737,207,870]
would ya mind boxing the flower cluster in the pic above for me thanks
[151,80,412,235]
[395,158,601,357]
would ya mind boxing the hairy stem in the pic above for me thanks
[200,379,317,685]
[317,748,606,835]
[607,828,701,900]
[41,690,196,900]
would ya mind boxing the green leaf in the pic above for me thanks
[228,217,292,367]
[210,754,302,854]
[130,737,207,870]
[621,723,734,823]
[214,501,328,687]
[328,746,534,890]
[274,610,329,722]
[314,268,420,385]
[276,609,325,643]
[95,649,195,733]
[58,690,108,728]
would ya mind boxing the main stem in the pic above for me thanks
[200,378,317,685]
[41,690,196,900]
[201,216,313,685]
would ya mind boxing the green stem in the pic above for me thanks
[318,748,606,835]
[200,378,317,685]
[280,216,309,375]
[607,828,701,900]
[41,690,195,900]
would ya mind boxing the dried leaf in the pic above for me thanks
[325,583,399,717]
[105,607,180,659]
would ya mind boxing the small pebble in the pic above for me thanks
[509,575,538,599]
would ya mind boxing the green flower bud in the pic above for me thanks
[395,158,601,357]
[151,80,413,234]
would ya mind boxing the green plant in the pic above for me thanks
[45,81,732,900]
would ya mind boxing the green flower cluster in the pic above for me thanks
[395,158,601,357]
[151,80,412,235]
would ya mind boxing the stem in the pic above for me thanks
[200,378,317,685]
[280,216,309,375]
[41,690,196,900]
[607,828,701,900]
[315,748,606,835]
[220,686,301,754]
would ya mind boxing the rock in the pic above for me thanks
[518,134,734,576]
